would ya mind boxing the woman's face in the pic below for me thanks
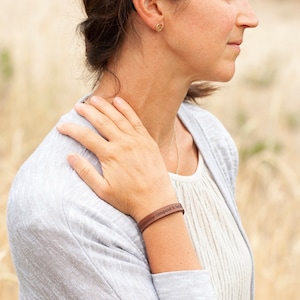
[162,0,259,82]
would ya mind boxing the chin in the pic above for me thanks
[218,74,235,82]
[214,65,236,82]
[193,63,236,83]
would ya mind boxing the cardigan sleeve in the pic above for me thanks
[152,271,217,299]
[7,108,217,300]
[7,164,217,300]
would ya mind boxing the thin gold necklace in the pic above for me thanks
[159,126,180,174]
[174,126,180,174]
[160,128,175,157]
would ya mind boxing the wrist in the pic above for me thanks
[138,203,184,233]
[132,191,178,224]
[142,211,202,273]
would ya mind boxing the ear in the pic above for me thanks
[132,0,164,31]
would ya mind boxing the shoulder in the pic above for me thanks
[7,98,151,296]
[180,101,234,142]
[180,101,238,157]
[7,98,142,251]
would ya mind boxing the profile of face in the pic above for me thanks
[81,0,259,85]
[138,0,259,83]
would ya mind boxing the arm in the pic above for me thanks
[7,177,159,299]
[8,98,216,300]
[57,96,217,299]
[57,96,201,274]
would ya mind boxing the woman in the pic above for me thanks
[7,0,258,299]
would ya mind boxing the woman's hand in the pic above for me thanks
[58,96,202,274]
[57,96,177,222]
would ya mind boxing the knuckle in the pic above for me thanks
[95,116,111,129]
[77,164,91,179]
[114,115,126,126]
[132,120,144,130]
[79,127,93,140]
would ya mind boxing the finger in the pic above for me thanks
[57,122,109,157]
[75,102,122,141]
[67,153,110,200]
[89,96,139,134]
[112,97,150,136]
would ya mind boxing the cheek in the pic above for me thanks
[220,5,237,32]
[201,5,236,39]
[188,11,234,48]
[163,5,236,76]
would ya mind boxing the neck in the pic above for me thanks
[92,51,191,147]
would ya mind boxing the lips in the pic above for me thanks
[227,40,242,54]
[227,40,242,46]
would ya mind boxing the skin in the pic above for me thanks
[57,0,258,274]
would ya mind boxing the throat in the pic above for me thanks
[163,121,199,176]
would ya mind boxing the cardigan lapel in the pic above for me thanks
[178,103,247,239]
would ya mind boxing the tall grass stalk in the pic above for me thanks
[1,0,299,299]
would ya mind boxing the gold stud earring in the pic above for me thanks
[155,23,164,32]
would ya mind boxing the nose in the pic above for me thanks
[237,1,259,28]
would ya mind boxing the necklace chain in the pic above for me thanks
[174,126,180,174]
[160,128,175,157]
[159,125,180,175]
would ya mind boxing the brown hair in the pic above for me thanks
[79,0,216,102]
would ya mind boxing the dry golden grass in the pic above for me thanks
[1,0,299,299]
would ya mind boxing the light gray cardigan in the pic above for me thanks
[7,98,254,299]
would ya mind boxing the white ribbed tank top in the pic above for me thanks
[169,155,252,300]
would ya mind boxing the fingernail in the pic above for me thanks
[90,96,100,104]
[56,122,63,131]
[75,102,85,109]
[113,97,124,105]
[67,153,78,166]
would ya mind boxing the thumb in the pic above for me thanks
[67,153,107,198]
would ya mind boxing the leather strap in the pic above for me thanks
[138,203,184,233]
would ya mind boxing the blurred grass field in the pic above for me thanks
[0,0,299,299]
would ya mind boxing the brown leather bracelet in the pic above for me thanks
[138,203,184,233]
